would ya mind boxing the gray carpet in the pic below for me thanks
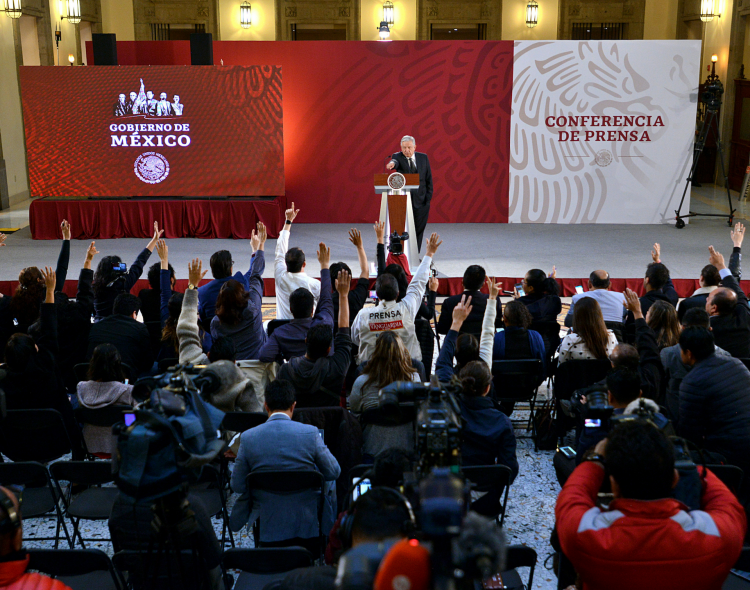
[1,218,741,281]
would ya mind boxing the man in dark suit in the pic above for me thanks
[437,265,503,335]
[86,293,154,378]
[706,246,750,358]
[386,135,433,253]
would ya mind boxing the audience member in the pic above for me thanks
[0,268,85,459]
[349,331,420,459]
[87,293,153,378]
[138,259,176,324]
[274,203,321,320]
[492,300,546,366]
[0,486,74,590]
[557,297,617,364]
[277,270,352,407]
[436,265,503,335]
[230,380,340,553]
[705,245,750,358]
[435,277,502,380]
[556,421,745,590]
[330,229,370,332]
[678,325,750,522]
[624,243,678,335]
[277,487,414,590]
[575,368,669,464]
[92,221,162,320]
[76,343,134,455]
[646,300,680,350]
[197,250,248,326]
[210,224,267,360]
[517,267,562,358]
[374,222,437,322]
[660,307,729,422]
[564,270,626,329]
[259,242,333,362]
[352,233,441,363]
[676,264,720,322]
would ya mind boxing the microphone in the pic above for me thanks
[374,539,431,590]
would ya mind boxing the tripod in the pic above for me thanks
[674,78,735,228]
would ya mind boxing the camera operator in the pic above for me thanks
[575,368,669,464]
[556,421,745,590]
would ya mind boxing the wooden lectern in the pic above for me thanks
[374,173,420,266]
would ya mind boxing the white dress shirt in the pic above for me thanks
[274,228,321,320]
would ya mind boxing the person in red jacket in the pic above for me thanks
[0,486,72,590]
[556,421,745,590]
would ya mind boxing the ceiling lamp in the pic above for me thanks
[66,0,81,24]
[700,0,715,22]
[240,1,252,28]
[383,1,394,26]
[526,0,539,28]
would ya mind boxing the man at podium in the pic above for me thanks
[386,135,433,253]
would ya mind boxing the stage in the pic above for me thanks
[5,187,750,298]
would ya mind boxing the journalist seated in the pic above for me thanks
[275,487,414,590]
[556,421,745,590]
[575,368,669,464]
[230,379,341,552]
[0,486,73,590]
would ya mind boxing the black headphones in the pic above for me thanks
[338,486,416,551]
[0,488,20,534]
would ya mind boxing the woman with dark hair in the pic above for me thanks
[558,297,617,364]
[516,267,562,359]
[211,280,265,360]
[349,331,420,458]
[647,300,680,350]
[458,361,518,480]
[77,343,134,456]
[493,300,546,363]
[92,221,163,320]
[0,267,86,459]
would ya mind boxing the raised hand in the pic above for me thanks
[451,295,473,328]
[250,229,261,252]
[623,288,643,319]
[61,219,71,241]
[84,241,99,270]
[335,269,351,296]
[285,202,299,223]
[155,239,168,268]
[374,221,386,245]
[0,233,7,247]
[425,233,442,258]
[651,243,661,263]
[709,245,726,270]
[147,221,164,251]
[348,228,363,249]
[188,258,208,287]
[257,221,267,246]
[486,276,503,300]
[428,276,439,292]
[41,266,56,301]
[317,242,330,269]
[732,222,746,248]
[549,265,557,280]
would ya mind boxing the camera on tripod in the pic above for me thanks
[700,77,724,113]
[388,231,409,255]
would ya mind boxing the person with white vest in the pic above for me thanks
[351,233,442,363]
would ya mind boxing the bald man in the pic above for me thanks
[565,270,626,328]
[0,486,72,590]
[706,246,750,358]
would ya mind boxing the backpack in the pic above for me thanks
[532,398,558,451]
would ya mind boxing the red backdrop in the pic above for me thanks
[85,40,514,224]
[19,65,284,197]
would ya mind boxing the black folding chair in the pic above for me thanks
[462,465,513,527]
[492,359,544,446]
[529,320,561,371]
[553,359,612,402]
[50,461,119,549]
[112,549,209,590]
[246,470,326,556]
[221,412,268,433]
[222,547,314,590]
[27,548,122,590]
[266,319,291,337]
[188,464,234,548]
[500,545,537,590]
[0,462,72,549]
[0,409,73,463]
[706,464,744,496]
[74,405,131,429]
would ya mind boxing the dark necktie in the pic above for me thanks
[409,158,416,174]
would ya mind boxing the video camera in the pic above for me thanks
[113,363,225,502]
[701,77,724,113]
[388,231,409,255]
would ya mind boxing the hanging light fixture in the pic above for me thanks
[65,0,81,24]
[240,1,252,28]
[378,21,390,40]
[700,0,715,22]
[382,1,394,26]
[526,0,539,28]
[3,0,22,19]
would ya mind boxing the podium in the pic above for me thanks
[374,173,420,267]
